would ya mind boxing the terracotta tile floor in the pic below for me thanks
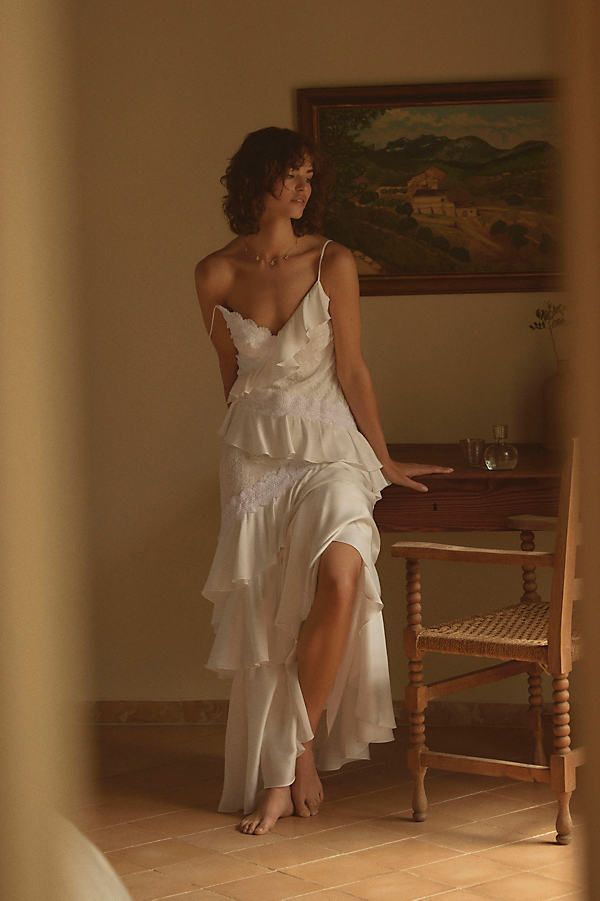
[73,723,586,900]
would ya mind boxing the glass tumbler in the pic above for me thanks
[459,438,486,468]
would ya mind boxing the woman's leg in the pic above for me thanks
[238,540,362,834]
[292,540,363,816]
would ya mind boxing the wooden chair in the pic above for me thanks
[391,435,583,844]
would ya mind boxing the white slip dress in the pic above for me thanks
[203,238,396,815]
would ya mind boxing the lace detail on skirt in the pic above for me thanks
[219,443,314,532]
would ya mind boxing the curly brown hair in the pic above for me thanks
[220,126,331,236]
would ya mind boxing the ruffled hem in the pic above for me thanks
[207,516,396,814]
[218,400,390,493]
[203,529,389,682]
[203,460,387,622]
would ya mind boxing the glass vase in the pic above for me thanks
[483,424,518,471]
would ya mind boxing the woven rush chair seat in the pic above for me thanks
[417,600,582,666]
[392,437,583,845]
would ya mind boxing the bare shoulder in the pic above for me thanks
[321,240,359,292]
[324,240,355,266]
[194,241,238,311]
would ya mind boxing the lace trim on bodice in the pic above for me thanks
[220,308,275,354]
[238,388,356,430]
[208,238,333,345]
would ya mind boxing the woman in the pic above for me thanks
[195,126,453,836]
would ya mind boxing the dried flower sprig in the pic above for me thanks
[529,300,567,367]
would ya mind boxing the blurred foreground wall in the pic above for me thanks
[560,0,600,892]
[0,0,599,898]
[0,1,93,898]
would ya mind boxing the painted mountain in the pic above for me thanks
[319,105,560,277]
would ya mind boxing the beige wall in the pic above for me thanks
[77,0,561,703]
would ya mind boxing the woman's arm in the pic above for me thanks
[324,243,453,492]
[194,255,238,406]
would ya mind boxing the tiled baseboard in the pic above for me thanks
[92,700,229,725]
[92,699,553,727]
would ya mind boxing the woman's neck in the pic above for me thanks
[250,217,297,254]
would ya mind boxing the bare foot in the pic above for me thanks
[238,785,294,835]
[291,743,324,817]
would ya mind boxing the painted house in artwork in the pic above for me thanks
[407,167,453,215]
[376,185,406,199]
[407,166,447,194]
[407,167,478,219]
[410,188,456,216]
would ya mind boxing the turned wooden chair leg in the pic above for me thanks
[527,666,547,766]
[552,673,573,845]
[519,529,541,603]
[407,659,427,822]
[405,558,428,822]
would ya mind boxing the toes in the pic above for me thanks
[255,815,276,834]
[292,787,321,817]
[238,814,275,835]
[292,797,308,816]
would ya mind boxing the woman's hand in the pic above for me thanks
[382,459,454,493]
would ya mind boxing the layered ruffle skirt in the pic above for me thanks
[202,443,396,814]
[202,277,397,815]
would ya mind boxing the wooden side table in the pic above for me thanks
[374,443,563,533]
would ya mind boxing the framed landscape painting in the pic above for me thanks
[297,80,562,295]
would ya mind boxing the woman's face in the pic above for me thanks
[265,156,314,220]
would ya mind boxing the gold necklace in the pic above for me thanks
[244,236,298,267]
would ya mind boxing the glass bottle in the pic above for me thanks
[483,424,518,470]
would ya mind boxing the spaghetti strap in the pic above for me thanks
[317,239,332,282]
[208,303,222,339]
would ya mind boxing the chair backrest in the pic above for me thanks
[547,435,582,674]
